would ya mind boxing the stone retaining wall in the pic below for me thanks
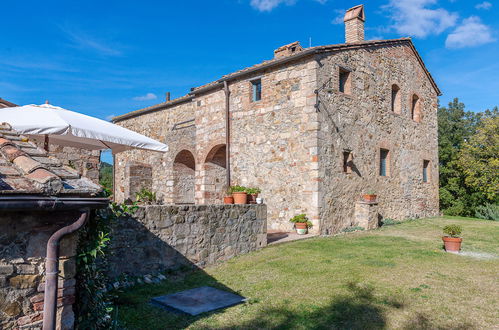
[0,211,79,330]
[108,204,267,278]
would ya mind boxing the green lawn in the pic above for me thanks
[115,217,499,329]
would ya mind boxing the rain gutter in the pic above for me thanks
[0,196,109,330]
[223,81,231,187]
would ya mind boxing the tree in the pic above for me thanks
[437,100,497,216]
[99,162,113,194]
[458,111,499,203]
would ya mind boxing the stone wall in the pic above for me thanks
[107,204,267,278]
[316,43,439,234]
[48,145,101,184]
[0,211,79,330]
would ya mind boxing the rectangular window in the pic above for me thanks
[339,68,351,94]
[343,151,352,174]
[251,79,262,102]
[379,149,389,176]
[423,160,430,183]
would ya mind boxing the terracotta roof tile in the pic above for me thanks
[13,155,45,174]
[0,123,101,196]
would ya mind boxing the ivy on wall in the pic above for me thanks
[74,202,138,329]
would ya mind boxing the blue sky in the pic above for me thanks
[1,1,497,162]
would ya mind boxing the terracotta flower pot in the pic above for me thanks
[295,222,308,235]
[442,236,462,253]
[232,192,248,204]
[363,194,377,203]
[223,196,234,204]
[248,194,258,204]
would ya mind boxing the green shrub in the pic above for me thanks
[245,187,261,195]
[443,224,462,238]
[475,203,499,221]
[289,214,313,228]
[230,185,247,193]
[135,188,157,205]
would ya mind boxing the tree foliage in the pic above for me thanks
[99,162,113,194]
[438,98,498,216]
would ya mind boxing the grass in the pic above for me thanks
[115,217,499,329]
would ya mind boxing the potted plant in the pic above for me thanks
[223,186,234,204]
[290,214,313,235]
[231,185,248,204]
[246,187,261,204]
[363,190,377,203]
[442,224,463,253]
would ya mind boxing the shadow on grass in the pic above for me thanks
[210,281,403,330]
[402,312,475,330]
[101,211,250,329]
[116,280,404,330]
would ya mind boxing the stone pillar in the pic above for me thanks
[354,201,379,230]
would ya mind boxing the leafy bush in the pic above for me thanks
[443,224,462,238]
[245,187,261,195]
[475,203,499,221]
[135,188,157,205]
[342,226,365,232]
[289,214,313,228]
[230,185,247,193]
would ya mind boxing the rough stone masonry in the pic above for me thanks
[112,4,440,234]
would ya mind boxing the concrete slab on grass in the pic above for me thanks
[151,286,245,316]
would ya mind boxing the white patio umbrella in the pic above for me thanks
[0,103,168,153]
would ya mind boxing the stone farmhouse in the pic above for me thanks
[113,5,440,234]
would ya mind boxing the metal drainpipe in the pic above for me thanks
[224,81,231,187]
[42,210,89,330]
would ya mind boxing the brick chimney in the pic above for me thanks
[344,5,365,43]
[274,41,303,58]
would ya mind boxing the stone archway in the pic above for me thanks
[202,144,227,204]
[173,150,196,204]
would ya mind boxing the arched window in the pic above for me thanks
[391,84,401,114]
[411,94,422,122]
[173,150,195,204]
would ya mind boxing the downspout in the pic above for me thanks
[224,81,231,187]
[42,210,89,330]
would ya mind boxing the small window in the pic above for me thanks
[379,149,389,176]
[391,84,401,113]
[339,68,351,94]
[423,160,430,183]
[343,151,353,174]
[411,94,421,122]
[251,79,262,102]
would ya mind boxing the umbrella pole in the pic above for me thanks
[112,153,116,202]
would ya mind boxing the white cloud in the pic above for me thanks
[331,9,345,25]
[105,114,116,121]
[446,16,495,48]
[475,1,492,10]
[132,93,157,101]
[385,0,458,38]
[250,0,326,12]
[61,26,122,56]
